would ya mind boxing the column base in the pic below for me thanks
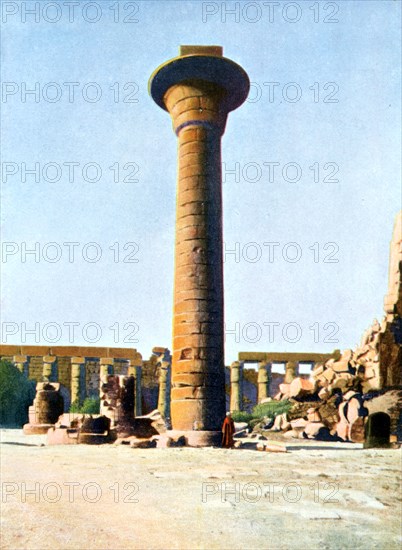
[166,429,222,447]
[23,423,54,435]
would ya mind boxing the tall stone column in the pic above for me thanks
[284,361,298,384]
[149,46,249,436]
[71,357,85,405]
[43,355,57,382]
[258,361,271,402]
[230,361,243,412]
[13,355,27,375]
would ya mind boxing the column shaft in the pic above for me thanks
[258,362,271,402]
[149,46,250,436]
[169,86,227,431]
[284,361,298,384]
[230,362,243,412]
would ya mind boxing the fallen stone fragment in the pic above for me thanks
[130,438,157,449]
[303,421,326,439]
[289,377,315,398]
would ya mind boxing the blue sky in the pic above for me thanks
[1,0,401,363]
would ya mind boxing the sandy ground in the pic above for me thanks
[1,429,401,550]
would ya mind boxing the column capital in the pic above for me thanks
[71,356,85,364]
[100,357,114,366]
[13,355,27,363]
[149,46,249,114]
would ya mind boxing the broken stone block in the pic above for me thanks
[279,383,291,396]
[289,377,315,398]
[283,429,300,439]
[364,366,379,379]
[349,417,366,443]
[317,396,341,429]
[47,427,79,445]
[307,408,322,422]
[265,444,287,453]
[234,422,248,432]
[341,349,353,362]
[271,413,290,431]
[331,361,351,373]
[312,365,324,377]
[362,378,382,393]
[322,369,336,382]
[329,377,349,391]
[318,387,330,400]
[336,402,350,441]
[303,422,326,439]
[290,418,308,429]
[130,438,157,449]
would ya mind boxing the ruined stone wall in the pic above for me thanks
[0,346,143,410]
[380,210,402,387]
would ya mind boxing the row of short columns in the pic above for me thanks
[230,360,304,411]
[12,355,143,416]
[230,361,273,411]
[12,353,308,415]
[13,354,58,381]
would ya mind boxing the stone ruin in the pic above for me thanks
[10,210,402,449]
[149,45,249,444]
[23,382,64,435]
[248,211,402,448]
[2,41,400,449]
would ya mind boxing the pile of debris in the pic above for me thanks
[266,211,402,445]
[263,325,402,443]
[275,318,386,405]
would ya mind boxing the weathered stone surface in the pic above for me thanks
[100,374,136,435]
[290,418,308,429]
[279,383,290,396]
[47,427,79,445]
[270,413,290,432]
[130,438,157,449]
[307,408,322,422]
[303,422,326,439]
[284,361,298,384]
[257,362,271,403]
[149,47,249,436]
[230,361,243,412]
[156,434,186,448]
[23,382,64,434]
[289,377,315,398]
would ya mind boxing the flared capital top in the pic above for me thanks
[149,46,250,113]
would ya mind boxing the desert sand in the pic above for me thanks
[1,429,401,550]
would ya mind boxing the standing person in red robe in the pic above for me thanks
[221,412,235,448]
